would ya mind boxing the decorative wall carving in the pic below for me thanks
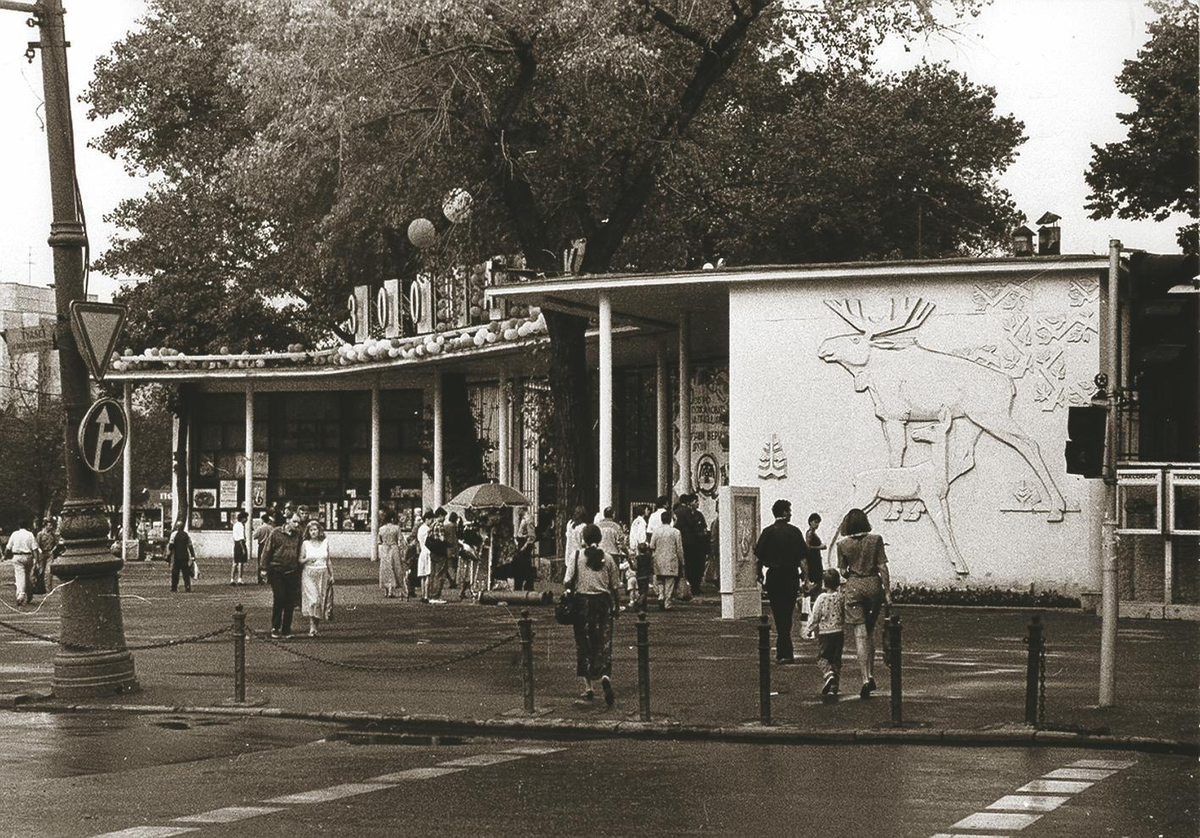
[757,434,787,480]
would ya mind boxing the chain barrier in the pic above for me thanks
[254,629,520,672]
[0,618,232,652]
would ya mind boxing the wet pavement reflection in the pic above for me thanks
[0,710,334,780]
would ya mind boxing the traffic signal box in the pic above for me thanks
[1065,405,1107,478]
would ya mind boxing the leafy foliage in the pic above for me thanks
[1085,0,1199,253]
[892,583,1082,609]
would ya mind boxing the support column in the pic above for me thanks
[498,368,511,486]
[432,373,444,508]
[370,382,380,562]
[244,386,254,523]
[677,312,692,496]
[656,343,669,499]
[121,383,132,563]
[598,292,614,513]
[170,412,181,529]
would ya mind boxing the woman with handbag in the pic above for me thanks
[562,524,622,706]
[300,521,334,637]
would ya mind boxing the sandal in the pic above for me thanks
[579,690,594,701]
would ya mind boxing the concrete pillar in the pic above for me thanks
[498,368,511,486]
[432,373,444,508]
[678,311,692,496]
[170,413,181,529]
[121,382,132,562]
[599,292,613,513]
[656,342,669,499]
[244,386,254,522]
[370,382,380,562]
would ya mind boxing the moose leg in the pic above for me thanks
[880,419,908,520]
[977,416,1067,522]
[925,493,969,575]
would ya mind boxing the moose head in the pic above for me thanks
[817,297,936,368]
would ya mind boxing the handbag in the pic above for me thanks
[554,551,581,625]
[28,562,47,596]
[190,558,200,579]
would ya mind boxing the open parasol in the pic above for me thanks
[445,482,532,510]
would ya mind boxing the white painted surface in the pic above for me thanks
[191,531,372,560]
[729,266,1105,591]
[265,782,395,804]
[174,807,282,824]
[368,767,464,782]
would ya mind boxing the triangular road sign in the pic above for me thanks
[69,301,127,382]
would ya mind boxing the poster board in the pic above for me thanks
[219,480,240,509]
[718,485,762,619]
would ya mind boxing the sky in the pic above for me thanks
[0,0,1192,303]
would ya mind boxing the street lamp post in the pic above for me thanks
[3,0,137,696]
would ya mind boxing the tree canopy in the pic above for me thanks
[1085,0,1199,253]
[88,0,1028,524]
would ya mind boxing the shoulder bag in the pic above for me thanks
[554,550,581,625]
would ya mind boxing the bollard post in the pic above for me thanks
[758,614,771,726]
[636,609,651,722]
[518,609,535,715]
[887,613,902,727]
[233,604,246,704]
[1024,614,1043,726]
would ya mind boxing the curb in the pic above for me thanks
[19,700,1199,757]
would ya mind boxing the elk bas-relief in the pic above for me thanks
[817,298,1070,576]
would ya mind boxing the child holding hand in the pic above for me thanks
[803,568,845,701]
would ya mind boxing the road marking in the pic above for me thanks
[438,753,525,767]
[987,794,1070,812]
[502,746,565,755]
[174,807,283,824]
[368,767,465,782]
[265,782,396,804]
[931,834,1011,838]
[951,812,1042,830]
[1068,758,1137,769]
[90,829,198,838]
[1016,779,1092,794]
[1042,767,1117,780]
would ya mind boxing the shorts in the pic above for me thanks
[842,575,884,631]
[233,541,248,564]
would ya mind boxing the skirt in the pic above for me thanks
[301,566,333,619]
[378,544,405,590]
[572,594,614,680]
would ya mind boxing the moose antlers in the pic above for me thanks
[824,297,936,338]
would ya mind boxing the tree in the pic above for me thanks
[0,364,65,525]
[91,0,1012,541]
[1085,0,1199,254]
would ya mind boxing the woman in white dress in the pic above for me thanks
[416,509,433,602]
[300,521,333,637]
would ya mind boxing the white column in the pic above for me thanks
[656,342,669,498]
[170,413,181,529]
[370,382,380,563]
[598,291,613,514]
[121,382,132,562]
[244,386,254,522]
[1099,239,1120,707]
[498,368,511,486]
[677,312,692,496]
[432,373,444,507]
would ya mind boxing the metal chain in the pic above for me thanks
[1038,638,1047,727]
[254,630,520,672]
[0,618,231,652]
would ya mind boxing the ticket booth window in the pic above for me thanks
[1168,470,1200,536]
[1116,469,1162,534]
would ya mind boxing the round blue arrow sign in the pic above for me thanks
[78,398,128,473]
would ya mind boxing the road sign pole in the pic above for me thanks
[22,0,137,697]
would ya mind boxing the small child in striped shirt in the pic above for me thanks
[803,568,845,701]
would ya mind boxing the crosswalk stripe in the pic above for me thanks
[265,782,395,804]
[1042,767,1117,781]
[951,812,1042,831]
[438,753,525,767]
[1068,758,1137,770]
[501,746,565,755]
[368,767,465,782]
[1016,779,1092,794]
[174,806,283,824]
[89,828,198,838]
[987,794,1070,813]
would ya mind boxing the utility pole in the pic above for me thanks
[1,0,137,696]
[1098,239,1120,707]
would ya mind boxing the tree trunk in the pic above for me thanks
[543,310,594,556]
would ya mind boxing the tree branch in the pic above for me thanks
[638,0,714,50]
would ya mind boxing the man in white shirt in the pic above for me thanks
[231,511,248,585]
[627,504,654,607]
[647,495,670,535]
[5,519,40,607]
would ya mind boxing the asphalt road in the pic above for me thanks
[3,712,1195,838]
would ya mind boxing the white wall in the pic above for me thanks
[729,268,1105,592]
[192,531,373,562]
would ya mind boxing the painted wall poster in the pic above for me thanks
[219,480,239,509]
[192,488,217,510]
[252,480,267,508]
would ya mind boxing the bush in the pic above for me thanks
[892,584,1081,609]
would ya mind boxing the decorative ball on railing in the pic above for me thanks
[442,188,474,224]
[408,217,437,249]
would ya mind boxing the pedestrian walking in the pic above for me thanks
[230,511,248,585]
[627,504,653,605]
[167,520,196,593]
[33,518,59,598]
[753,498,806,664]
[563,524,621,707]
[803,513,825,605]
[253,511,274,584]
[511,508,537,592]
[802,568,845,701]
[416,509,433,602]
[458,514,483,599]
[5,518,39,607]
[262,511,303,638]
[300,520,334,637]
[649,509,684,610]
[834,508,891,699]
[378,511,406,598]
[563,505,588,565]
[426,507,452,603]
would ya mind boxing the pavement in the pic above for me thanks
[1,556,1196,754]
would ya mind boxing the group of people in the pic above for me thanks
[755,499,891,702]
[2,517,62,607]
[377,507,495,603]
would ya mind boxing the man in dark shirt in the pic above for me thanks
[753,498,807,664]
[262,511,303,638]
[676,494,709,595]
